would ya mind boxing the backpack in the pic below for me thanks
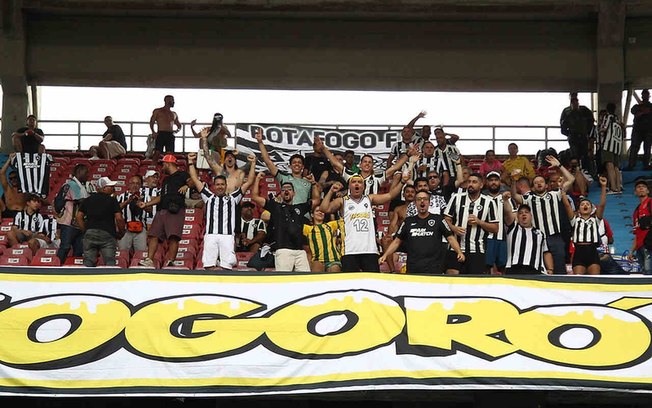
[54,183,71,216]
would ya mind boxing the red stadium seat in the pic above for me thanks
[5,247,33,262]
[31,256,61,267]
[235,251,255,270]
[0,255,29,266]
[63,256,86,267]
[165,258,193,270]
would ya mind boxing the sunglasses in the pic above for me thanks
[428,175,439,179]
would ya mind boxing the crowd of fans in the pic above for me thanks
[2,90,652,275]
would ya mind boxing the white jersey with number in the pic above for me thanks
[341,195,378,255]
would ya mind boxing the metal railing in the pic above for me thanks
[1,119,634,157]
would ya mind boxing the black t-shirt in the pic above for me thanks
[305,154,333,182]
[397,214,452,274]
[16,127,44,154]
[160,170,190,210]
[104,124,127,150]
[632,101,652,132]
[264,200,311,250]
[78,192,121,237]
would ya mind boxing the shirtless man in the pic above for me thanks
[198,127,245,194]
[149,95,181,163]
[0,154,26,219]
[381,183,416,272]
[191,113,231,165]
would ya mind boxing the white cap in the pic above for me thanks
[144,170,158,179]
[97,177,118,189]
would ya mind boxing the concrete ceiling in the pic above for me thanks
[20,0,652,21]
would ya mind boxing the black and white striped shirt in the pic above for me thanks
[443,192,498,253]
[506,222,549,272]
[434,144,461,179]
[10,153,53,197]
[141,186,160,225]
[13,210,43,233]
[40,216,58,241]
[570,215,602,244]
[415,155,438,178]
[485,194,515,241]
[240,218,267,240]
[201,185,243,235]
[522,190,563,236]
[390,136,420,159]
[116,192,146,224]
[342,169,386,196]
[599,113,623,156]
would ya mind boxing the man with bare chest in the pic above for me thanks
[150,95,181,163]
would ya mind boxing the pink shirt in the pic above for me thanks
[479,160,503,176]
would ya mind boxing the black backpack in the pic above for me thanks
[53,183,70,216]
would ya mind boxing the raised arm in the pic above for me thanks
[546,155,575,191]
[371,172,409,206]
[406,111,426,130]
[502,191,516,226]
[319,180,344,214]
[595,175,608,219]
[239,154,258,194]
[250,172,267,208]
[0,153,14,190]
[186,152,205,191]
[190,119,199,137]
[314,136,344,174]
[254,128,279,176]
[197,126,223,175]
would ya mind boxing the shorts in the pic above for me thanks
[485,238,507,270]
[505,265,541,275]
[445,250,487,275]
[148,209,184,242]
[600,150,621,166]
[572,244,601,268]
[202,234,236,269]
[324,260,342,269]
[341,253,380,272]
[155,131,175,153]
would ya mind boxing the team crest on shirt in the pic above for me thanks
[348,205,355,211]
[295,208,301,215]
[476,205,483,211]
[428,219,436,227]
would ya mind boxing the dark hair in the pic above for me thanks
[469,172,483,180]
[26,114,37,120]
[25,193,41,203]
[241,201,255,208]
[517,204,531,212]
[281,181,294,190]
[606,103,616,115]
[72,163,88,177]
[414,176,428,186]
[289,154,305,166]
[415,189,431,196]
[213,175,227,183]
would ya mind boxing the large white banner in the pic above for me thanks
[1,271,652,396]
[235,123,402,172]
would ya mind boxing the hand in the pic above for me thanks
[198,127,210,139]
[178,185,189,194]
[378,255,387,265]
[256,172,265,181]
[187,152,197,163]
[152,132,158,139]
[137,201,146,209]
[247,154,256,163]
[546,155,560,168]
[599,175,607,187]
[330,182,343,193]
[456,252,465,262]
[627,252,635,261]
[418,110,427,118]
[313,136,324,153]
[254,128,263,142]
[9,152,16,161]
[502,191,512,201]
[451,225,466,236]
[467,214,478,225]
[304,173,316,185]
[190,119,197,126]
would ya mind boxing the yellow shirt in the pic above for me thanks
[502,156,535,180]
[303,221,341,264]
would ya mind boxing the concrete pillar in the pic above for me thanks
[596,0,626,116]
[0,0,29,154]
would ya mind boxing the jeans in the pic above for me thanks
[635,247,652,275]
[546,234,567,274]
[83,229,117,267]
[57,224,83,264]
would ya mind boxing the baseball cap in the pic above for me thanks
[161,154,178,164]
[486,171,501,179]
[635,178,649,188]
[97,177,118,189]
[144,170,158,178]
